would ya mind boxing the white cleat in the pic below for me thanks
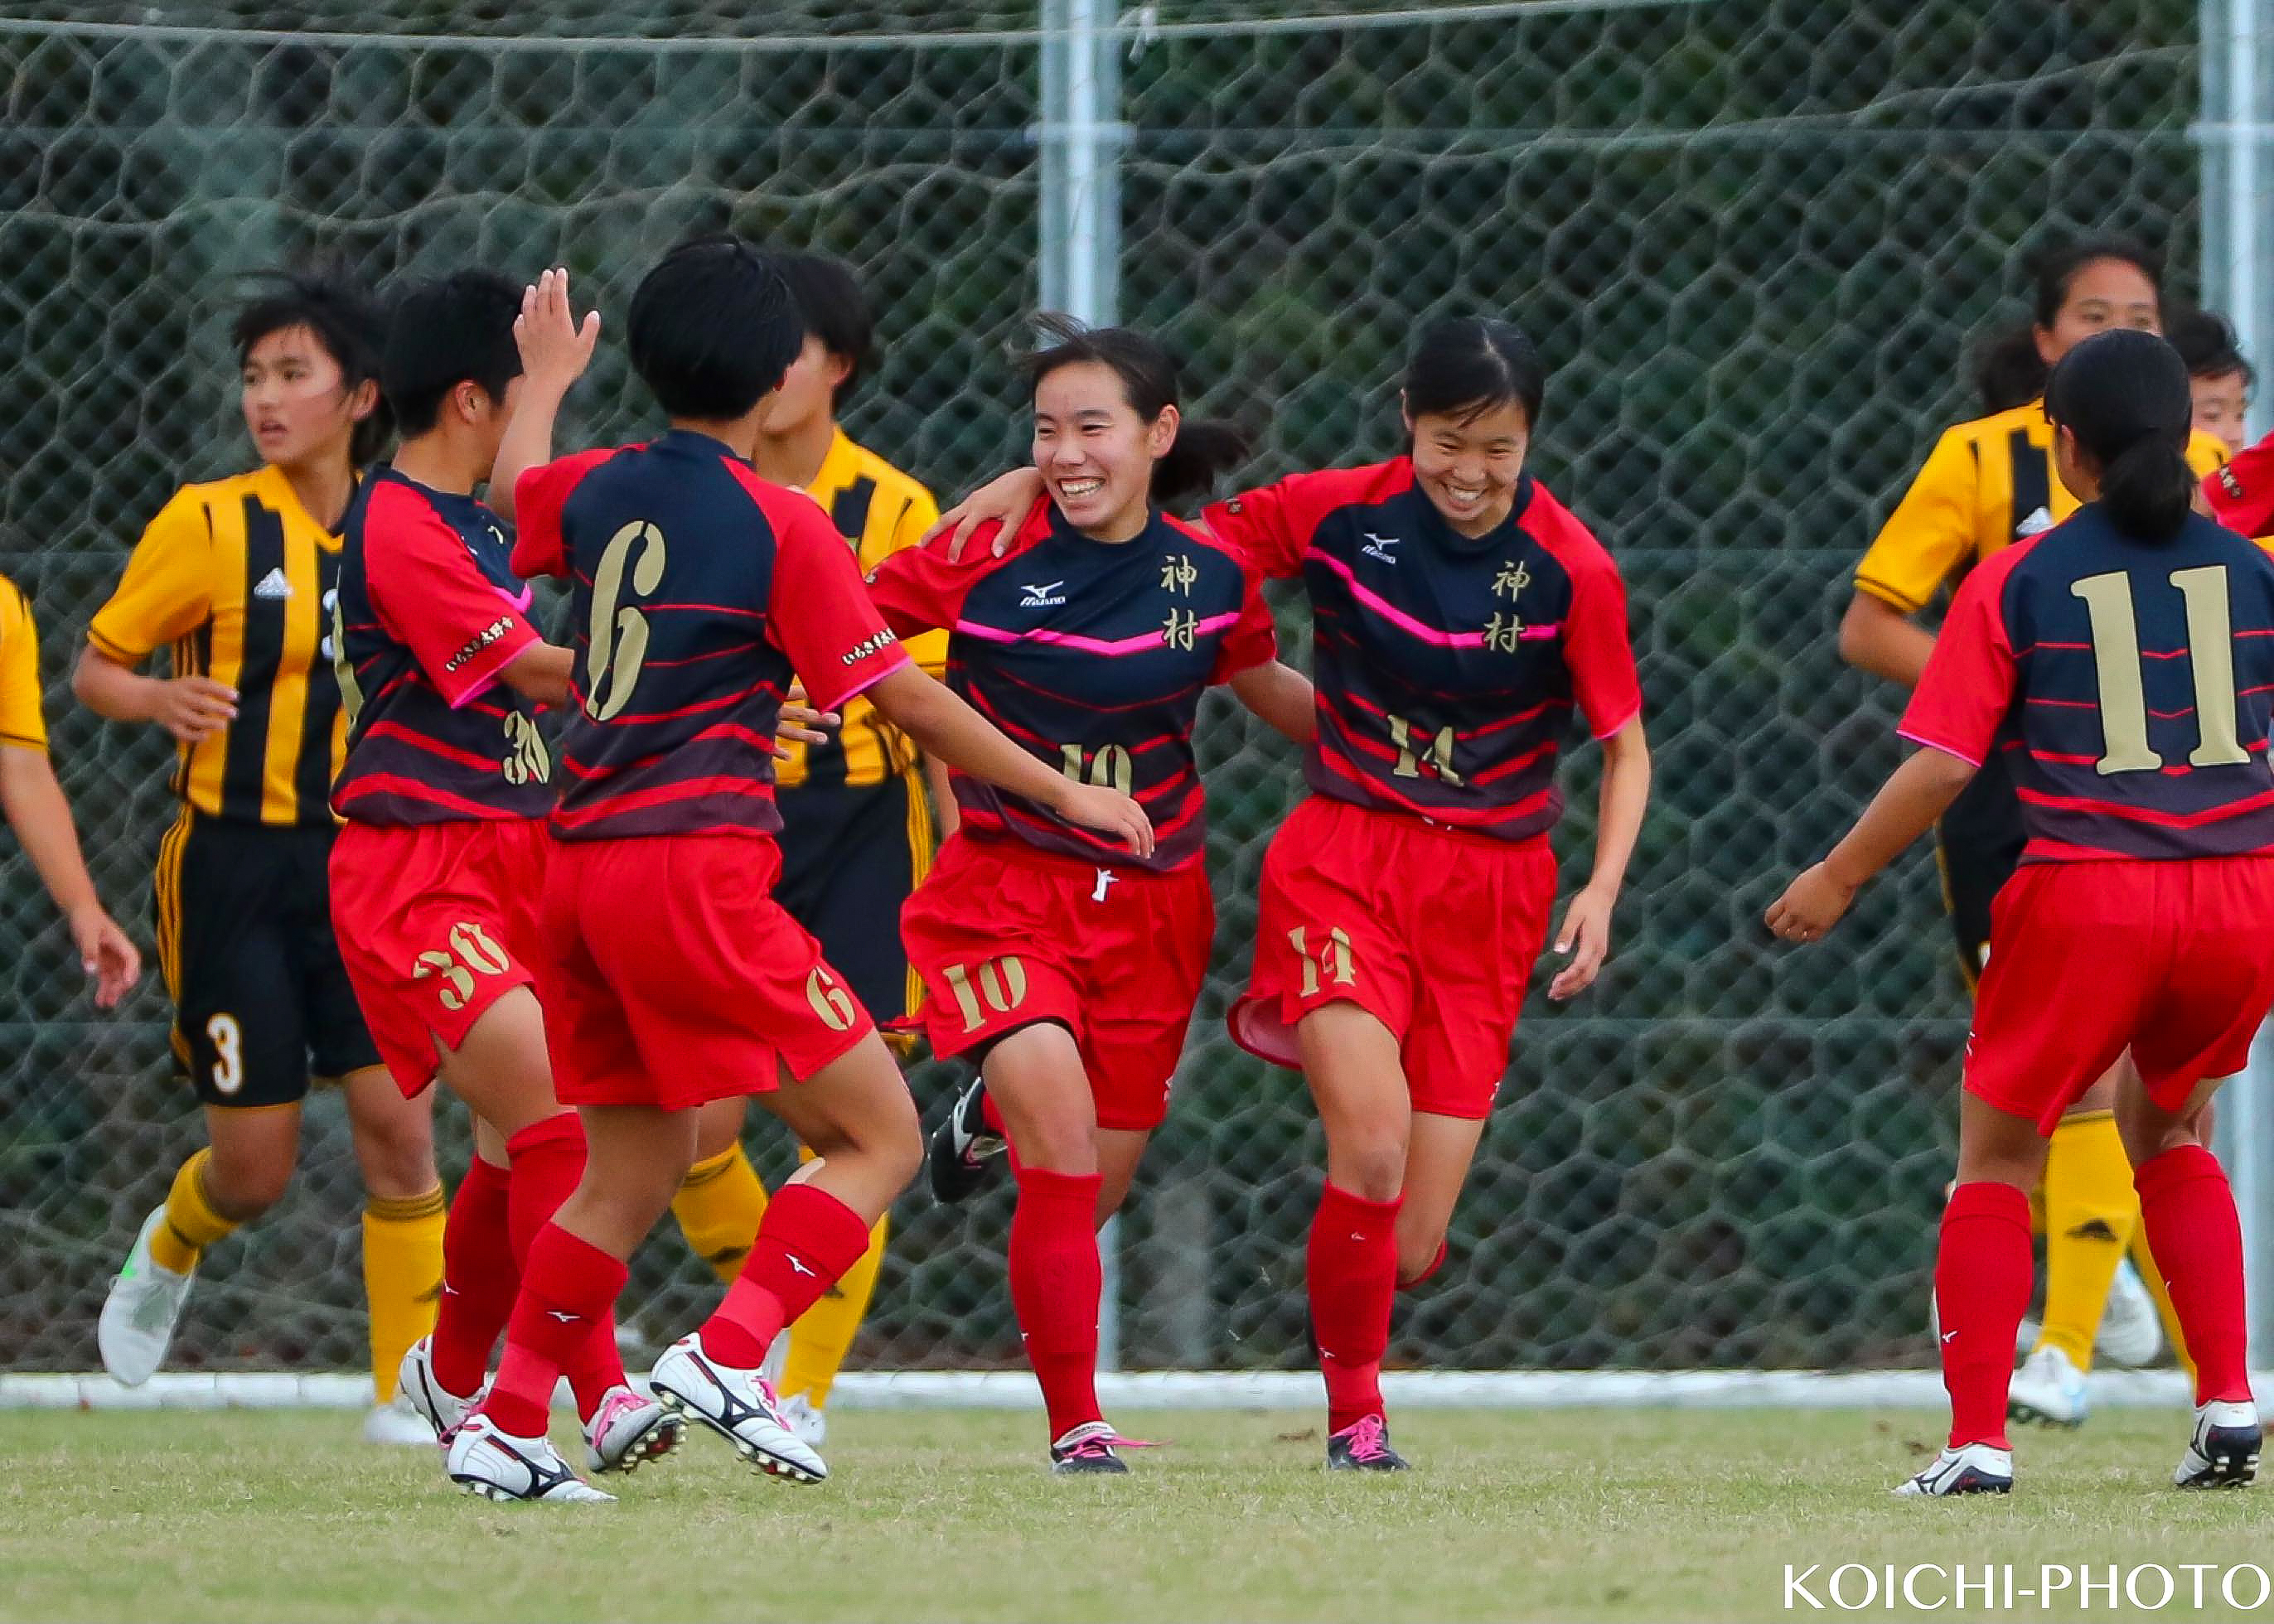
[2008,1346,2088,1428]
[583,1385,683,1475]
[444,1414,613,1502]
[2174,1399,2262,1489]
[1895,1442,2014,1496]
[97,1207,195,1388]
[648,1332,827,1485]
[364,1393,439,1447]
[395,1336,478,1444]
[2096,1258,2165,1368]
[778,1391,827,1449]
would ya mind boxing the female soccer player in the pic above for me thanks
[1773,329,2272,1496]
[865,317,1311,1472]
[935,317,1650,1470]
[442,238,1151,1502]
[80,268,445,1444]
[2169,306,2252,459]
[0,570,139,1005]
[331,268,678,1490]
[1839,236,2231,1422]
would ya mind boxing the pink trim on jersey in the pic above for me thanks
[951,611,1241,658]
[1307,549,1560,648]
[822,648,910,715]
[1896,727,1985,770]
[1591,702,1641,742]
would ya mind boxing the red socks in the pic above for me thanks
[481,1224,628,1438]
[702,1183,873,1368]
[1937,1182,2034,1449]
[2136,1144,2252,1406]
[1309,1182,1402,1433]
[502,1115,627,1419]
[430,1154,517,1398]
[1009,1167,1106,1440]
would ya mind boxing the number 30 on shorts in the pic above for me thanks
[1288,925,1357,998]
[412,922,512,1012]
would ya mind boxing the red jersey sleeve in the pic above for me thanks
[863,524,1003,640]
[1900,563,2018,768]
[366,486,543,709]
[1563,548,1643,740]
[761,487,912,713]
[2208,433,2274,541]
[1201,477,1309,579]
[510,448,612,581]
[1209,551,1279,683]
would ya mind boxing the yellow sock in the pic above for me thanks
[362,1188,445,1404]
[2129,1222,2197,1385]
[782,1212,888,1408]
[149,1148,235,1275]
[674,1145,768,1283]
[2034,1111,2138,1372]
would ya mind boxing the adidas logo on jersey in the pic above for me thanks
[2014,505,2054,539]
[252,567,294,600]
[1020,581,1067,607]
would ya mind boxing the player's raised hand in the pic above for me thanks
[153,674,238,743]
[924,467,1048,561]
[1056,781,1154,860]
[1547,883,1615,1001]
[69,903,140,1009]
[1766,862,1856,944]
[515,268,601,394]
[777,683,839,747]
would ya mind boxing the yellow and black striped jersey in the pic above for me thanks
[0,571,48,752]
[775,428,950,790]
[1856,399,2232,612]
[89,466,347,827]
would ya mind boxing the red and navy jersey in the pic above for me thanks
[867,502,1275,871]
[1904,505,2274,863]
[332,466,551,824]
[511,428,909,842]
[1202,457,1640,842]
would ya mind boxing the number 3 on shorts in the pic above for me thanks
[1288,926,1357,998]
[206,1013,244,1095]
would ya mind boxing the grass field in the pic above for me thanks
[3,1405,2267,1622]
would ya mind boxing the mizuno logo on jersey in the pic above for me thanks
[839,627,899,665]
[1361,534,1401,563]
[2014,505,2054,539]
[253,566,294,600]
[1020,581,1068,607]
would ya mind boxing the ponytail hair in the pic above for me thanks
[1018,313,1249,505]
[2044,328,2196,541]
[1968,233,2165,413]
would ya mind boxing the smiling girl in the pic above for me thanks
[867,317,1310,1472]
[931,317,1651,1469]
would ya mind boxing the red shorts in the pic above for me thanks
[900,834,1214,1132]
[538,833,875,1112]
[1967,856,2274,1133]
[329,818,549,1099]
[1231,795,1559,1119]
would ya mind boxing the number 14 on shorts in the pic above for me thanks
[1289,925,1357,998]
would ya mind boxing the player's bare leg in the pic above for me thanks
[1395,1112,1488,1289]
[651,1036,919,1485]
[99,1101,299,1389]
[1095,1128,1152,1224]
[982,1022,1138,1472]
[341,1063,445,1444]
[2115,1074,2259,1488]
[1900,1094,2044,1496]
[1299,1004,1413,1472]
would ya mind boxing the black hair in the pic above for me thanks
[627,234,804,420]
[231,264,391,466]
[1970,234,2165,413]
[1017,313,1249,505]
[774,251,878,407]
[1401,317,1546,431]
[2044,328,2197,541]
[2167,305,2256,391]
[381,268,525,437]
